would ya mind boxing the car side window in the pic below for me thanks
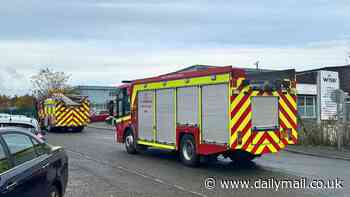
[31,138,49,156]
[2,133,37,166]
[0,143,11,173]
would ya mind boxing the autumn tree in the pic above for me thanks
[0,95,11,109]
[31,68,73,99]
[13,95,35,108]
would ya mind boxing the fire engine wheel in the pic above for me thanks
[180,134,199,166]
[125,130,137,154]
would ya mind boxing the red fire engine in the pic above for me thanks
[114,66,297,166]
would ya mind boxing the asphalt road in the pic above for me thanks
[47,127,349,197]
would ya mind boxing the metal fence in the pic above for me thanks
[346,103,350,121]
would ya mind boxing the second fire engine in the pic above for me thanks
[38,93,90,132]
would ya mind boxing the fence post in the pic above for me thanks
[343,101,347,148]
[336,91,350,151]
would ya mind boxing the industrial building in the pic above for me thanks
[296,64,350,122]
[74,85,118,114]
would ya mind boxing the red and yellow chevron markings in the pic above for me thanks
[274,90,298,144]
[54,99,90,127]
[230,77,297,155]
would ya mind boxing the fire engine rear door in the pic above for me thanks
[251,96,279,144]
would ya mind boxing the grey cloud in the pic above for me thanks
[4,67,24,80]
[1,0,349,47]
[0,0,349,95]
[0,66,30,96]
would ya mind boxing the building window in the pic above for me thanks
[297,95,316,118]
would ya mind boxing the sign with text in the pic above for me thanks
[318,70,339,120]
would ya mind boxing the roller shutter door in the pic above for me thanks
[156,89,175,143]
[251,96,279,131]
[138,90,154,140]
[202,84,229,144]
[177,86,198,125]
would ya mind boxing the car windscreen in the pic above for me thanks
[0,123,37,134]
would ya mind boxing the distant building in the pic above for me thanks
[74,85,117,114]
[297,64,350,121]
[297,65,350,93]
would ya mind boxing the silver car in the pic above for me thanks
[0,114,46,140]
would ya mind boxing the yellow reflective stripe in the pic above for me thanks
[116,115,131,123]
[230,90,257,128]
[254,142,266,154]
[285,93,297,108]
[77,110,88,121]
[279,111,298,143]
[231,111,250,146]
[267,143,278,153]
[137,140,176,150]
[131,73,230,106]
[56,109,68,123]
[230,86,247,110]
[66,115,74,125]
[58,111,72,125]
[234,112,251,148]
[279,95,297,124]
[72,110,84,123]
[251,131,265,145]
[82,103,90,111]
[268,131,280,144]
[230,96,250,125]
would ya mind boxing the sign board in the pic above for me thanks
[318,70,339,120]
[296,83,317,95]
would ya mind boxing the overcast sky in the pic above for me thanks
[0,0,349,95]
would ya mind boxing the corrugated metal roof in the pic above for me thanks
[297,64,350,74]
[172,65,276,75]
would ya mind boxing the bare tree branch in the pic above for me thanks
[30,68,72,99]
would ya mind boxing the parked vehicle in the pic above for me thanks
[37,93,90,132]
[0,127,68,197]
[0,114,46,141]
[90,111,109,123]
[114,66,298,166]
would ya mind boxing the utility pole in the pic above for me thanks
[254,61,260,70]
